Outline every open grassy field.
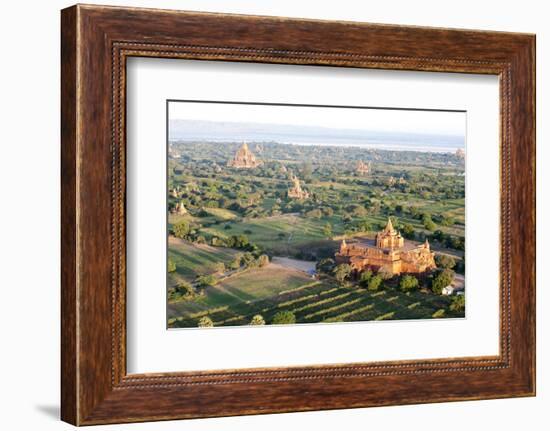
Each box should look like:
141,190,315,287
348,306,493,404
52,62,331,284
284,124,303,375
199,213,344,256
168,237,238,283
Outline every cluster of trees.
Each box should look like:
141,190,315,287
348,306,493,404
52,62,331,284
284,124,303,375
228,252,270,271
172,218,265,255
168,280,199,302
359,270,384,291
324,260,457,297
430,230,465,251
304,206,334,219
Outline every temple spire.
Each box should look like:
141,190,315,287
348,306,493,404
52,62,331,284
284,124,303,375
385,217,394,233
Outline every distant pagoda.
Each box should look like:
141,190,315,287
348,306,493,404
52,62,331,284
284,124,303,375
455,148,465,159
287,174,310,200
355,160,370,175
227,142,262,168
171,201,187,215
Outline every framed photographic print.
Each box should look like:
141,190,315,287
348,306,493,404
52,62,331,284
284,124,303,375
61,4,535,425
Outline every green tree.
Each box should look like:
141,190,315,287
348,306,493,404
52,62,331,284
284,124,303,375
349,204,367,217
240,252,257,268
196,274,218,288
441,214,455,227
167,258,177,273
359,269,373,287
214,262,226,274
399,275,419,291
305,208,323,219
431,269,455,294
323,222,333,239
197,316,214,327
316,258,335,274
322,207,334,217
229,253,243,270
435,254,456,269
402,224,415,239
272,311,296,325
333,264,352,284
167,280,195,301
249,314,266,325
367,275,383,291
172,220,190,238
424,219,436,231
357,221,372,232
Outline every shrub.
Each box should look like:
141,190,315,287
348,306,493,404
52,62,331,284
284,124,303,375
432,309,446,318
240,252,256,268
368,275,383,291
359,270,373,287
323,222,333,238
305,208,323,219
167,281,195,301
196,274,218,288
450,295,465,312
249,314,266,325
402,224,415,239
431,269,455,294
214,262,226,273
172,220,190,238
197,316,214,327
167,258,177,273
424,219,436,231
322,207,334,217
333,264,352,284
272,311,296,325
229,253,243,270
400,275,419,292
316,258,335,274
436,254,456,269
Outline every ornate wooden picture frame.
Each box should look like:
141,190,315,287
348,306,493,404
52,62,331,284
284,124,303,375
61,4,535,425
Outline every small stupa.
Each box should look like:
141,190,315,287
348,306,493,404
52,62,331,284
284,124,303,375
172,201,187,215
355,160,370,175
287,174,310,199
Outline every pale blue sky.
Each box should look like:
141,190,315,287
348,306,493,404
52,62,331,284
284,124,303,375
169,101,465,137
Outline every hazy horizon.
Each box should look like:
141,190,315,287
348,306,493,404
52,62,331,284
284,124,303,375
169,118,465,153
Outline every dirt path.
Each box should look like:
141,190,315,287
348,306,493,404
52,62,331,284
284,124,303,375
271,256,316,273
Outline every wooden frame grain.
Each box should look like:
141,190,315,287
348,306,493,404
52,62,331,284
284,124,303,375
61,4,535,426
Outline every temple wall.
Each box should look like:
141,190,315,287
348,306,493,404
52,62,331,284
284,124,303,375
336,243,435,275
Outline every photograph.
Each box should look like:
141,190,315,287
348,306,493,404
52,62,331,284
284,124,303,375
166,101,467,328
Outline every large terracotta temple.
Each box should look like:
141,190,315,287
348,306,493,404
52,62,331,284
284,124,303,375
335,218,437,275
227,142,263,168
